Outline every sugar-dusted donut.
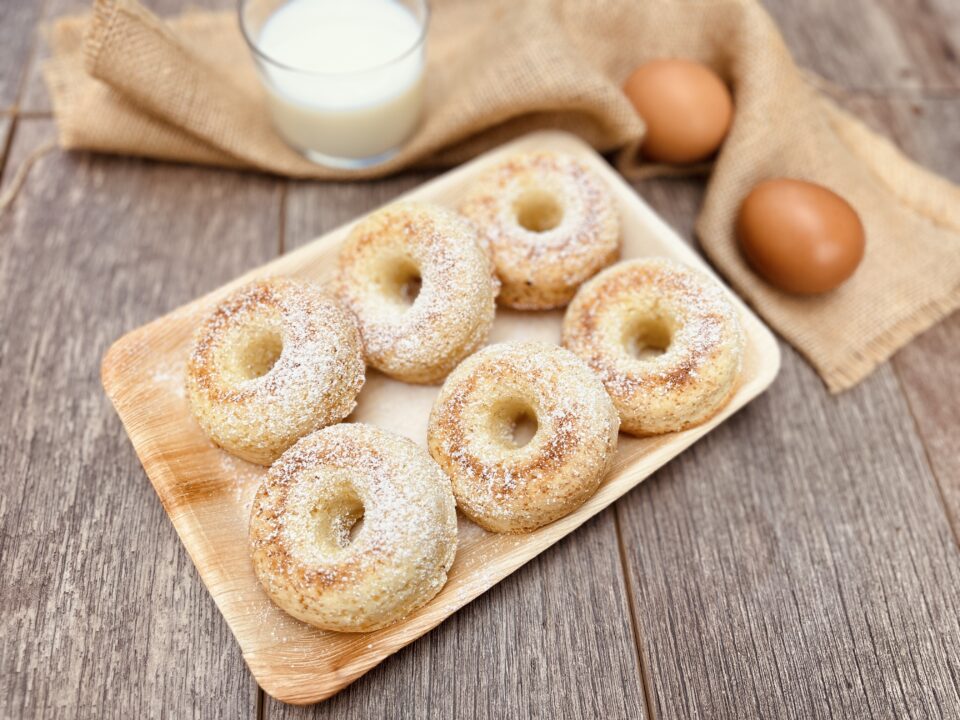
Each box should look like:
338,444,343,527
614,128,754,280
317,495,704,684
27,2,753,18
459,151,621,310
427,341,619,533
186,278,364,465
335,202,497,384
249,423,458,632
562,258,744,436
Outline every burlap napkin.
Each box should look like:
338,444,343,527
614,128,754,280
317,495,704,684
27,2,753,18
44,0,960,392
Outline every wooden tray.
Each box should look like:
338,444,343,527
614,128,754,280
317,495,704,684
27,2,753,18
102,130,781,705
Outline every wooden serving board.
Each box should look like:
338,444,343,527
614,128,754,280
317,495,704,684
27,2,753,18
102,131,781,705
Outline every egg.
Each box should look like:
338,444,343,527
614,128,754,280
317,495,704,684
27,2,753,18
623,59,733,164
737,179,866,295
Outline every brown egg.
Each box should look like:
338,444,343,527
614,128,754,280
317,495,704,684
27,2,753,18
623,59,733,164
737,179,866,295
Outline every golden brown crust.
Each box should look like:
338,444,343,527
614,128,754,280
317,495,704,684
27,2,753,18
427,342,620,533
335,202,497,384
249,424,458,632
562,258,744,436
459,151,621,310
185,278,365,465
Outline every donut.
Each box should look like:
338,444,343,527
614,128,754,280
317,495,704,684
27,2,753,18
335,202,497,384
186,278,364,465
459,151,621,310
427,342,619,533
562,258,744,436
249,423,458,632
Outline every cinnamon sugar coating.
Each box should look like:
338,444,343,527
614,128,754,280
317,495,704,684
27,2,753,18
562,258,744,436
459,151,620,310
249,424,457,632
186,278,365,465
335,202,497,384
427,342,619,533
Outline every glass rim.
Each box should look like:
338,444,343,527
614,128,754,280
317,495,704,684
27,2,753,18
238,0,430,76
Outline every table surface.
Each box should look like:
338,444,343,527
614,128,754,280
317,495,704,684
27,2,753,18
2,1,959,718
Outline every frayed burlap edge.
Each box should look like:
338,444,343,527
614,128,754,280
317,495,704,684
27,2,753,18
821,285,960,393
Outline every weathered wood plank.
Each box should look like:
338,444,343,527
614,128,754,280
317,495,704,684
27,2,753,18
764,0,917,91
793,89,960,547
926,0,960,66
266,509,647,719
624,138,960,716
895,311,960,541
616,171,960,716
4,0,959,718
264,177,648,717
0,119,279,719
875,0,960,91
877,95,960,544
0,1,42,112
20,0,87,115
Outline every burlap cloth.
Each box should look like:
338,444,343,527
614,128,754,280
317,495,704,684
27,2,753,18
44,0,960,392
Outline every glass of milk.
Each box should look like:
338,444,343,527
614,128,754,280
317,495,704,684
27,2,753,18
240,0,429,168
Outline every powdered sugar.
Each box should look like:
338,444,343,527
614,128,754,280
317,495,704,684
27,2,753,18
460,151,620,308
185,279,365,464
562,257,744,434
334,203,496,383
427,341,619,532
151,359,186,399
249,423,457,631
219,452,264,511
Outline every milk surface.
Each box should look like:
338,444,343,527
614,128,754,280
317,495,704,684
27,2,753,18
256,0,425,162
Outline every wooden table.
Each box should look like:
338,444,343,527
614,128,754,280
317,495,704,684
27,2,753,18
2,1,959,718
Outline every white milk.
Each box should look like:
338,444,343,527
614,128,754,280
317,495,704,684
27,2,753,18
256,0,425,164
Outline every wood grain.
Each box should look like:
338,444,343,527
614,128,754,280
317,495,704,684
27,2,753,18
763,0,934,91
895,311,960,542
267,175,648,719
925,0,960,65
0,0,42,112
627,356,960,718
0,119,279,719
617,178,960,719
20,0,89,115
98,131,779,706
1,0,958,716
267,509,647,720
796,90,960,549
629,177,706,248
875,0,960,91
881,96,960,543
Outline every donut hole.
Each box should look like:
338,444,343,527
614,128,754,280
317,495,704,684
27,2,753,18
376,256,422,307
220,319,284,383
624,316,672,360
514,189,564,233
400,276,422,304
488,399,540,449
310,484,366,552
346,513,366,544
